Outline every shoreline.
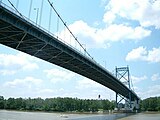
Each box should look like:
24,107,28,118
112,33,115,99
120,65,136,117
0,109,127,115
1,109,160,115
142,111,160,114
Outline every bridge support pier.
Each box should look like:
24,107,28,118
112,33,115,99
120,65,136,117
115,93,118,109
115,66,133,111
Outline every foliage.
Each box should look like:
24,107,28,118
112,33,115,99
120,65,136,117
0,96,115,112
0,96,5,109
140,96,160,111
2,96,160,112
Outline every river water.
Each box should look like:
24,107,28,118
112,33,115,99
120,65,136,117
0,110,160,120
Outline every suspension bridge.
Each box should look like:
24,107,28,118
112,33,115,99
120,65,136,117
0,0,140,110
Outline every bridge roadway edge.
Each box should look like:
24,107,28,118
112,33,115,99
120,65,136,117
0,4,140,101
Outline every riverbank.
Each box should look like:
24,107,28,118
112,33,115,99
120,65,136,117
142,111,160,114
2,108,160,115
0,109,117,115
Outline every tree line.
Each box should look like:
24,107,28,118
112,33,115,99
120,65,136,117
140,96,160,111
1,96,160,112
0,96,115,112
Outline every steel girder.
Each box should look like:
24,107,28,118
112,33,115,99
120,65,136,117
0,5,140,101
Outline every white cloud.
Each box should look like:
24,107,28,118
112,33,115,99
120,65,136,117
0,70,16,76
66,21,150,44
147,85,160,96
36,89,56,98
100,0,108,7
76,78,105,89
147,47,160,63
104,0,160,29
151,73,160,81
75,78,115,99
132,86,139,92
130,86,142,97
44,68,75,83
4,77,42,89
36,88,80,99
2,78,68,98
38,89,54,94
0,52,39,75
56,0,155,50
140,85,160,99
103,11,116,24
126,46,147,61
131,75,147,84
126,46,160,63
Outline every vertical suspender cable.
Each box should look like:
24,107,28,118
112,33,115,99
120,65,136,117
64,22,66,41
16,0,19,9
39,0,44,25
47,0,94,60
70,34,71,45
130,72,135,92
28,0,33,19
57,17,59,39
48,6,52,32
7,0,23,17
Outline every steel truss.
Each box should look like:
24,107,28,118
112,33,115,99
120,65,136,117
0,3,140,103
115,66,132,109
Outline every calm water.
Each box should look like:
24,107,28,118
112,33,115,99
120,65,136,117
0,110,160,120
118,113,160,120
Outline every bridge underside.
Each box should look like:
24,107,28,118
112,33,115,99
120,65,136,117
0,5,139,101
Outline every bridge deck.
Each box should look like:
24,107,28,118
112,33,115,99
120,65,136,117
0,4,139,101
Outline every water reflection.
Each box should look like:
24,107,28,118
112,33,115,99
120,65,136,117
70,113,129,120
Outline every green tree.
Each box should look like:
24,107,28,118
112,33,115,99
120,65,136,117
141,97,160,111
109,100,115,110
102,99,110,110
5,98,16,109
0,96,5,109
15,98,26,110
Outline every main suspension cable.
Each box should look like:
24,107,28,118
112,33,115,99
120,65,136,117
7,0,23,18
47,0,94,60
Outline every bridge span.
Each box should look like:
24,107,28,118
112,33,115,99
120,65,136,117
0,3,140,103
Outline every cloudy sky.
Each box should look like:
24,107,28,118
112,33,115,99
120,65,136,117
0,0,160,100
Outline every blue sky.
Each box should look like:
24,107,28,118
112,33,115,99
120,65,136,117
0,0,160,100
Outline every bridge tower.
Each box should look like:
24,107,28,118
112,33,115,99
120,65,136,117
115,66,132,111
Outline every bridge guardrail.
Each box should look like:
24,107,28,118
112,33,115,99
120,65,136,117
0,1,98,64
0,1,127,85
0,1,140,100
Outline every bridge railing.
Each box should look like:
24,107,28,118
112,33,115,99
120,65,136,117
0,1,139,100
0,1,118,82
0,1,120,80
0,1,98,62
